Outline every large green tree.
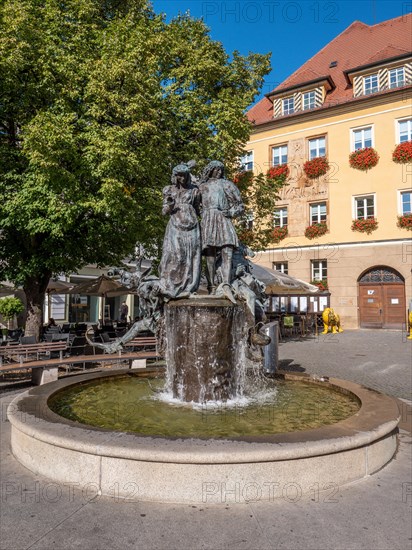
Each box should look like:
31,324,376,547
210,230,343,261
0,0,271,338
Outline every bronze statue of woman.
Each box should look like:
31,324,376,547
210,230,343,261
158,163,202,300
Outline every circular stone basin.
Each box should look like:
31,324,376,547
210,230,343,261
8,369,400,504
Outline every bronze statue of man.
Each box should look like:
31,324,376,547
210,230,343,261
199,161,244,297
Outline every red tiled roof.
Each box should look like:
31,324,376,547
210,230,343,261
248,14,412,126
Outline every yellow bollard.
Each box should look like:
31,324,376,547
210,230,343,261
408,311,412,340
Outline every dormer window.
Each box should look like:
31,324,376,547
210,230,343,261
282,96,294,115
389,67,405,89
363,73,379,95
303,91,316,110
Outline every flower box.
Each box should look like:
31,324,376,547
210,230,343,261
349,147,379,171
397,213,412,230
310,279,328,292
351,217,378,234
272,226,288,243
303,157,329,179
392,141,412,164
304,222,328,239
267,164,289,184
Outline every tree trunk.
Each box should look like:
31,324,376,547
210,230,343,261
23,273,51,341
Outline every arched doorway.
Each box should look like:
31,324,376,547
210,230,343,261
358,266,406,329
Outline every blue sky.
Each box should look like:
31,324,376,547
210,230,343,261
152,0,411,104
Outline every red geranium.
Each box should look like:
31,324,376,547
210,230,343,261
303,157,330,179
272,226,288,243
305,222,328,239
397,214,412,230
349,147,379,171
351,217,378,234
311,279,328,291
267,164,289,184
393,141,412,164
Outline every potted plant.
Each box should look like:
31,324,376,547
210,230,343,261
303,157,329,179
0,297,24,335
392,141,412,164
349,147,379,171
305,222,328,239
272,226,288,243
267,164,289,184
397,213,412,230
351,217,378,234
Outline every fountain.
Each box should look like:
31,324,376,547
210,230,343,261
7,161,400,503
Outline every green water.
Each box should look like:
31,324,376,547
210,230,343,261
48,376,360,438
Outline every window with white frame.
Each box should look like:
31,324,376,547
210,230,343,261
363,73,379,95
308,136,326,159
272,144,288,166
400,190,412,215
274,207,288,227
397,119,412,143
282,96,294,115
389,67,405,89
303,90,316,110
311,260,327,281
242,210,254,230
352,126,373,150
354,195,375,219
240,150,254,171
273,262,288,274
310,202,327,224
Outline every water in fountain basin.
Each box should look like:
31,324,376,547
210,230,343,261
48,375,360,438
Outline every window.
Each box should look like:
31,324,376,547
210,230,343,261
310,202,327,224
352,126,373,150
363,73,379,95
272,145,288,166
389,67,405,89
397,119,412,143
303,91,316,110
243,210,254,230
308,136,326,160
273,262,288,274
311,260,327,281
354,195,375,219
240,151,254,171
274,207,288,228
282,96,294,115
400,191,412,215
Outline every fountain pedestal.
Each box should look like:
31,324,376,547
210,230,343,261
164,297,249,402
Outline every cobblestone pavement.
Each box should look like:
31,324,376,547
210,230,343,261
278,329,412,401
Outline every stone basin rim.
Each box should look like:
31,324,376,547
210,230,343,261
7,369,400,464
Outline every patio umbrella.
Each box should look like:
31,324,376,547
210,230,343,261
46,279,74,294
0,283,18,297
46,279,74,321
68,275,131,321
250,264,319,295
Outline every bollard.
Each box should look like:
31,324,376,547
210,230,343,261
262,321,279,375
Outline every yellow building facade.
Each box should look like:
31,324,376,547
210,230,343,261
246,16,412,329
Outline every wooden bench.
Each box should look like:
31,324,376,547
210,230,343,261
0,341,69,366
123,336,157,351
0,350,160,385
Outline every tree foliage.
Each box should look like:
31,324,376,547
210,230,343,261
0,0,270,335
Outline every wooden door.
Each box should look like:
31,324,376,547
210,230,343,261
359,283,406,329
359,284,383,328
382,284,406,329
